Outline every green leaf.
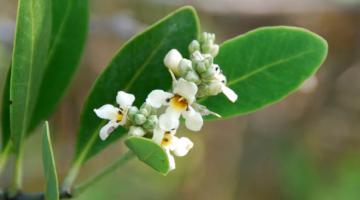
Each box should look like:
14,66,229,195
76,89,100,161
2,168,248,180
125,136,169,175
1,69,10,149
74,6,199,164
10,0,51,151
201,26,328,119
29,0,89,131
42,121,59,200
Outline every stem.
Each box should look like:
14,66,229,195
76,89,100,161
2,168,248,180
8,147,24,197
0,143,12,175
72,151,135,196
61,162,82,194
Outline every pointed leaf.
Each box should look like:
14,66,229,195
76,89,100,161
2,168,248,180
42,121,59,200
125,136,169,175
74,6,199,164
10,0,51,151
201,26,328,119
30,0,89,131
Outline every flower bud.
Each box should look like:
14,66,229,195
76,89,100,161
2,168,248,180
164,49,182,75
188,40,200,53
178,58,192,76
194,61,206,73
134,113,146,125
127,106,139,121
140,103,153,116
185,70,201,84
209,44,219,57
191,50,204,61
143,115,158,131
201,42,211,54
128,126,146,137
201,65,216,80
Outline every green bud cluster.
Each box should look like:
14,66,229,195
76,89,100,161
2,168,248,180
177,32,226,97
127,102,159,135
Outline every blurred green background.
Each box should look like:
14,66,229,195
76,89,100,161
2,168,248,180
1,0,360,199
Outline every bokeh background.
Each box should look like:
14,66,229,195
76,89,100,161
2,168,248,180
1,0,360,199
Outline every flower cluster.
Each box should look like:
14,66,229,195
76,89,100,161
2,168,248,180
94,32,237,172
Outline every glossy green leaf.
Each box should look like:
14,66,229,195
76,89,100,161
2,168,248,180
10,0,51,151
201,26,328,119
30,0,89,131
125,136,169,175
42,121,59,200
1,69,10,149
74,6,199,164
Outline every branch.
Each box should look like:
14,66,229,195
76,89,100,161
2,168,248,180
0,151,136,200
0,191,71,200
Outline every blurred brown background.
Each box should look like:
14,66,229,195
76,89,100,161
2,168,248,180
1,0,360,199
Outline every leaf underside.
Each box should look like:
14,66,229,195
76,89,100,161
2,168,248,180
125,136,169,175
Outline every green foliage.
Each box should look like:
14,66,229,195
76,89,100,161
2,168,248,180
201,26,328,119
73,6,199,164
30,0,89,131
125,137,169,175
42,121,59,200
10,0,51,151
2,0,88,153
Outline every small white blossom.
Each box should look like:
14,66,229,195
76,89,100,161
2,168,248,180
94,91,135,140
146,78,203,131
164,49,183,76
152,126,193,171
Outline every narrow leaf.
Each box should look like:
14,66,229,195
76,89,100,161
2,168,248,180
42,122,59,200
29,0,89,131
74,6,199,164
10,0,51,150
125,136,169,175
201,26,328,119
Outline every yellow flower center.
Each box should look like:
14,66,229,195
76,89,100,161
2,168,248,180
161,131,172,147
170,94,188,111
116,110,123,123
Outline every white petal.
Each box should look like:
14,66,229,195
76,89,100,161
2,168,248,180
166,150,176,171
99,121,119,140
173,137,194,157
173,78,198,104
182,106,203,131
159,107,181,131
222,85,238,102
146,90,173,108
152,126,165,145
94,104,119,120
116,91,135,108
164,49,183,75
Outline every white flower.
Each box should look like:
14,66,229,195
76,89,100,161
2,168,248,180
164,49,183,76
146,78,203,131
152,126,193,171
213,66,238,103
94,91,135,140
